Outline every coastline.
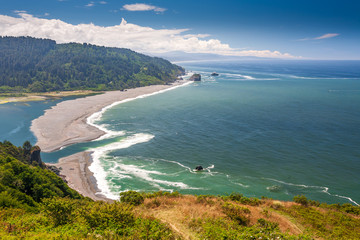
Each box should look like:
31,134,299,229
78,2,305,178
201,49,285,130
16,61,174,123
31,80,190,153
32,80,191,200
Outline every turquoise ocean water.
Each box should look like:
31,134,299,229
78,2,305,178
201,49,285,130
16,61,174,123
1,60,360,204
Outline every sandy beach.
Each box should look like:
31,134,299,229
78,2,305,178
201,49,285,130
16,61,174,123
31,81,189,200
49,151,111,201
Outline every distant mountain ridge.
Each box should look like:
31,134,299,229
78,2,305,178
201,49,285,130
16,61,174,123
0,36,184,92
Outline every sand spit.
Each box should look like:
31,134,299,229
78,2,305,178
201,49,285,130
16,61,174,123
31,82,187,153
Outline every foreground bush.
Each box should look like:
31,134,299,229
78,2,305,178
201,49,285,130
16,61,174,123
120,190,144,206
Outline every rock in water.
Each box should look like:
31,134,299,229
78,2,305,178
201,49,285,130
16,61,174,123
189,73,201,81
195,165,204,171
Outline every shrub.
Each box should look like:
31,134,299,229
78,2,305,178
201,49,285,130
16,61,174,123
81,201,135,232
257,218,279,231
222,192,261,206
340,203,360,215
131,217,177,239
120,191,144,206
42,197,77,226
143,190,181,199
0,191,23,209
293,195,309,206
222,202,250,226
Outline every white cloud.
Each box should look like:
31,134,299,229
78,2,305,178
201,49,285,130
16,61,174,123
0,13,297,59
183,34,210,39
122,3,166,13
298,33,339,41
314,33,339,40
99,1,107,4
86,2,95,7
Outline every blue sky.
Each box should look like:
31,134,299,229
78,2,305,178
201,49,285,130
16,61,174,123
0,0,359,59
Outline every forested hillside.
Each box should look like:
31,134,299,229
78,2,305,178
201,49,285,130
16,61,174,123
0,36,184,92
0,141,82,211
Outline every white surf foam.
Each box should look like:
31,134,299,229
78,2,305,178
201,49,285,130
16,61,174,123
322,188,359,206
87,79,192,141
157,159,194,173
223,73,255,80
204,165,217,175
265,178,359,206
86,78,194,199
89,133,155,200
113,162,196,190
226,175,250,188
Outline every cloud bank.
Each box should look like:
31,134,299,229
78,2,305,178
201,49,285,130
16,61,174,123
0,13,297,59
122,4,166,13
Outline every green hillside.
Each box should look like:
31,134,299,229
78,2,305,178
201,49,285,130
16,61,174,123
0,141,360,239
0,36,184,92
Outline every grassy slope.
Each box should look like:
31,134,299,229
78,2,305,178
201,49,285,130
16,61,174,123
137,195,360,239
1,193,360,239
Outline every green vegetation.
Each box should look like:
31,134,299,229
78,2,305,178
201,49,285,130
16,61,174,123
188,217,310,240
0,36,184,93
0,141,82,212
277,201,360,239
120,190,144,206
1,141,360,239
222,192,261,206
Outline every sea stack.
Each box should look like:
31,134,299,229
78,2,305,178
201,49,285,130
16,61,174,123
190,73,201,81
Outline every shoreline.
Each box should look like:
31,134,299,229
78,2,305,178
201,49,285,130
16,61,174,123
33,80,191,200
49,151,112,201
31,80,190,153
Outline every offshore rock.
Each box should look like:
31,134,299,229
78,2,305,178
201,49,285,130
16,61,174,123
190,73,201,81
195,165,204,171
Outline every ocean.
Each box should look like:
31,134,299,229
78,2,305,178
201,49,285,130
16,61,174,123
1,60,360,205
